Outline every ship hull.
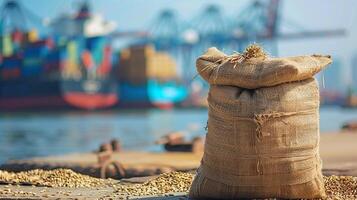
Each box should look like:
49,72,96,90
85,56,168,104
61,79,118,110
0,79,69,111
0,78,119,111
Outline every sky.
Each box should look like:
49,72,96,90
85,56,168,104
1,0,357,86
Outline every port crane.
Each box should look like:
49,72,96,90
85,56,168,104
146,0,346,101
2,0,346,54
148,0,345,53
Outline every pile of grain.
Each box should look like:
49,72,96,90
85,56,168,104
323,175,357,200
0,169,113,188
1,169,357,199
109,173,357,199
112,171,194,197
256,176,357,200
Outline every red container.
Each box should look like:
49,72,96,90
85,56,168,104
1,68,21,79
2,55,23,68
26,38,54,49
97,46,112,76
11,30,25,43
44,61,65,73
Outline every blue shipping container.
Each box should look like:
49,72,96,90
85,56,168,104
2,57,22,68
23,46,49,58
22,65,42,77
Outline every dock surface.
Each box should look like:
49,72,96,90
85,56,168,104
2,132,357,177
1,132,357,199
0,180,188,199
320,132,357,176
1,151,202,179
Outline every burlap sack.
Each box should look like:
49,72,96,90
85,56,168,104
189,46,332,199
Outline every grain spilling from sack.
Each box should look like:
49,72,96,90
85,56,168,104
189,45,332,199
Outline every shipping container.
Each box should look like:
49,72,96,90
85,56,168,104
23,45,50,58
0,1,120,111
1,55,23,69
11,30,25,43
117,45,188,109
0,68,21,80
1,34,14,56
21,65,42,77
44,48,67,74
23,57,43,67
26,29,39,42
96,45,112,76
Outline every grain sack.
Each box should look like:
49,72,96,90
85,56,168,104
189,45,332,199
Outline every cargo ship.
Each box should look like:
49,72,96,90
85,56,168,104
1,0,188,110
50,2,118,110
0,28,69,111
0,1,117,110
116,45,187,109
58,36,117,110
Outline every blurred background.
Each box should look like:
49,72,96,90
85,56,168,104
0,0,356,164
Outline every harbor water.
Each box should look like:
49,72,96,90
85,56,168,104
0,106,356,164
